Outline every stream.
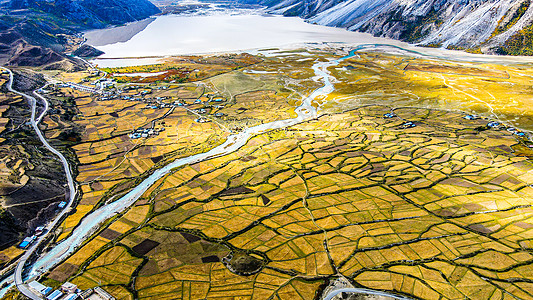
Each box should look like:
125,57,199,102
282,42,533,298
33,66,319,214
0,48,361,298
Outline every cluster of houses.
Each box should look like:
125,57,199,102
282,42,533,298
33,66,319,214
120,91,149,101
28,281,115,300
18,226,46,249
382,112,528,136
101,88,153,102
19,201,67,249
122,85,143,91
121,91,176,110
382,113,417,128
144,102,173,110
508,127,527,137
465,115,527,137
128,127,164,139
194,97,225,105
55,80,232,136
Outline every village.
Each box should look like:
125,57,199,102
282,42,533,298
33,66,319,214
26,280,114,300
38,75,232,141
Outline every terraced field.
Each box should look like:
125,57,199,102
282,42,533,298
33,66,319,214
33,48,533,299
0,71,69,269
38,52,304,268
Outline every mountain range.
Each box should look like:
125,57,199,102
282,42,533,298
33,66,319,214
0,0,160,67
7,0,161,29
2,0,533,67
245,0,533,55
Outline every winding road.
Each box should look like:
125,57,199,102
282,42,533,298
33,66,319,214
1,67,77,300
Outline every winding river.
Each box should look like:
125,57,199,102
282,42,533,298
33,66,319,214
27,49,356,278
0,47,372,299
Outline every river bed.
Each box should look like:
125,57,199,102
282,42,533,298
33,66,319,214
85,10,533,68
86,14,383,58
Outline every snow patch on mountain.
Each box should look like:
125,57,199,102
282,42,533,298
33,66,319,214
309,0,390,29
250,0,533,54
420,0,515,47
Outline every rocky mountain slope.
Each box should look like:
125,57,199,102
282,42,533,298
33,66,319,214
0,0,160,67
8,0,161,29
246,0,533,55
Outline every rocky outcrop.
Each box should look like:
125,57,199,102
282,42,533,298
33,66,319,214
72,44,104,58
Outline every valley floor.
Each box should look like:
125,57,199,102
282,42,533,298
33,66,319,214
1,45,533,300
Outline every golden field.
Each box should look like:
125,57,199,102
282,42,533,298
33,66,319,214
30,49,533,299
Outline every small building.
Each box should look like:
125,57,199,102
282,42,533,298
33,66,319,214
35,226,45,236
61,282,78,294
43,287,53,295
64,293,80,300
58,201,67,209
28,281,50,295
94,287,115,300
18,240,30,249
79,289,93,300
46,290,63,300
401,121,416,128
487,121,500,128
18,236,35,249
463,114,479,120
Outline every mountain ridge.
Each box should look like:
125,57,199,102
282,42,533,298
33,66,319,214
7,0,161,29
244,0,533,55
0,0,161,67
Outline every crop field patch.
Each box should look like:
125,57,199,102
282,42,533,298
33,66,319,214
99,228,121,240
132,239,160,256
48,262,79,282
201,255,220,263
